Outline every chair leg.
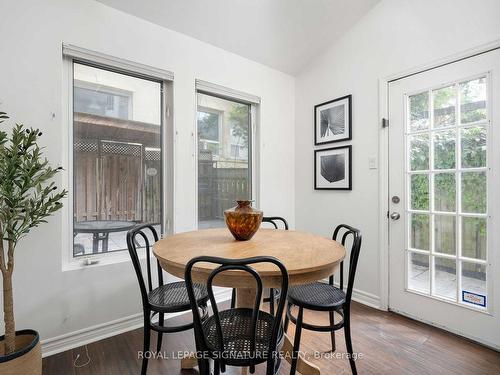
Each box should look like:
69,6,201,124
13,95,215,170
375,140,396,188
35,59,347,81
194,332,210,375
344,309,357,375
269,288,275,316
284,303,291,333
197,359,210,375
267,351,282,375
231,288,236,309
156,312,164,352
141,314,151,375
289,307,303,375
329,310,336,352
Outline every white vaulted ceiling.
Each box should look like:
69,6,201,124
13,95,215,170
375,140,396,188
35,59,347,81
95,0,380,75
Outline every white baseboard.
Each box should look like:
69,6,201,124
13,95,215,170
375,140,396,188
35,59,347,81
324,280,382,310
42,288,232,358
348,286,382,310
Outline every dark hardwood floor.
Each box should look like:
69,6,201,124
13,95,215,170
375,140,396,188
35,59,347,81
42,301,500,374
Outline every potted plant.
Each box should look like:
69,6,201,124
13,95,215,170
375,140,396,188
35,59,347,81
0,111,67,374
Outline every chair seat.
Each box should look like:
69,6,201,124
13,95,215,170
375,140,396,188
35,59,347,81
148,281,208,313
287,282,346,311
202,308,283,366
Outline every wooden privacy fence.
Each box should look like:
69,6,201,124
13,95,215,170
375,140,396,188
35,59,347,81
198,150,250,220
74,139,161,224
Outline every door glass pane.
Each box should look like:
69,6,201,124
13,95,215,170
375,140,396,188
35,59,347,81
404,76,488,310
434,215,456,255
460,77,487,124
197,92,251,229
433,85,456,128
461,126,486,168
409,91,429,131
434,130,456,169
409,134,429,171
410,213,430,250
72,63,162,257
461,262,486,307
462,217,486,260
410,174,429,210
408,252,430,293
461,172,486,213
433,257,456,300
434,173,456,212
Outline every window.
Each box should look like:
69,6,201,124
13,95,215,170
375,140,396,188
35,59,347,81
72,62,163,258
197,92,253,228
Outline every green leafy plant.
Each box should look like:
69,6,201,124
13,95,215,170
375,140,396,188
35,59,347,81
228,104,250,147
0,111,67,355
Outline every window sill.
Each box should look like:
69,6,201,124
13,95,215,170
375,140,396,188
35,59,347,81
62,250,142,272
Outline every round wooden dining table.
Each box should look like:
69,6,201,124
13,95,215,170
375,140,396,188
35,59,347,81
153,227,345,375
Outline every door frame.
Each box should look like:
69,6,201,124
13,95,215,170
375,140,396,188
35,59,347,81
378,38,500,312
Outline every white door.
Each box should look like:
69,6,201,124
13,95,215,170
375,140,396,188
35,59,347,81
388,48,500,349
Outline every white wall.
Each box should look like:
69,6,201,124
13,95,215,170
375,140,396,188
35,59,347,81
0,0,295,348
295,0,500,307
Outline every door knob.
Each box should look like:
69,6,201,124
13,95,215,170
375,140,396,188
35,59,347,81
390,212,400,220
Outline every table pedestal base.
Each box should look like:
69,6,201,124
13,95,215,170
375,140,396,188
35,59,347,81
180,355,198,369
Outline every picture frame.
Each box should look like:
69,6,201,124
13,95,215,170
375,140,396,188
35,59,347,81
314,145,352,190
314,95,352,145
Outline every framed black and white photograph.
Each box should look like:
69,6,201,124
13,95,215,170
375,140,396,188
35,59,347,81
314,145,352,190
314,95,352,145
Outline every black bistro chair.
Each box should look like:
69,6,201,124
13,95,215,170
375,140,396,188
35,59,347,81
185,256,289,375
126,224,209,374
262,216,289,230
230,216,289,315
285,224,362,375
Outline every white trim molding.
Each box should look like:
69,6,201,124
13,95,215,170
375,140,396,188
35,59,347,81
42,289,232,358
320,279,382,310
62,44,174,81
350,288,381,310
330,282,382,310
42,312,155,358
195,79,261,104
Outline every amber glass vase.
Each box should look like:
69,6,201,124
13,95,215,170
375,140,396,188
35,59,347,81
224,200,263,241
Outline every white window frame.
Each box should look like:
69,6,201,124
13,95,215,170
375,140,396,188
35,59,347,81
194,81,260,229
62,45,174,270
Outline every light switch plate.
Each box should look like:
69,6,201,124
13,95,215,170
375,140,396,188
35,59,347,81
369,156,378,169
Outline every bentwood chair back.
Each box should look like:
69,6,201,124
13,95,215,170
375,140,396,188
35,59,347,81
332,224,363,305
261,216,289,230
127,224,208,374
185,255,289,375
285,224,362,375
